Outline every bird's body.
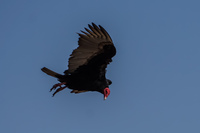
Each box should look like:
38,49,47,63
41,23,116,100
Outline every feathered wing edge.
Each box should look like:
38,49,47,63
68,23,114,73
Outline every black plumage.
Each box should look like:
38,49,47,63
41,23,116,100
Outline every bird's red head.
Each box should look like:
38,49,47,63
104,87,110,100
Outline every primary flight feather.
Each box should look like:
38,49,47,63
41,23,116,100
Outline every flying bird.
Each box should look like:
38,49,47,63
41,23,116,100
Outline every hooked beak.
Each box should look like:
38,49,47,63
104,97,107,100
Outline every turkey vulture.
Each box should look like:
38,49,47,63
41,23,116,100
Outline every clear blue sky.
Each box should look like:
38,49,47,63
1,0,200,133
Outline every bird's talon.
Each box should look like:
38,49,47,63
50,82,66,92
52,86,67,96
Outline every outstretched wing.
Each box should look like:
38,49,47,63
68,23,116,74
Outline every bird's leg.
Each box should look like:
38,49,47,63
52,86,67,97
50,82,66,92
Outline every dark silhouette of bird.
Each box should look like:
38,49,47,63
41,23,116,100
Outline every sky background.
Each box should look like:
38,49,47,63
1,0,200,133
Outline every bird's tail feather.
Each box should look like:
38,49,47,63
41,67,62,78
